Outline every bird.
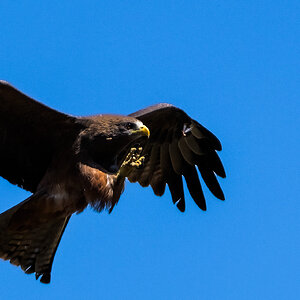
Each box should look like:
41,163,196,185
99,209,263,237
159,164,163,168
0,80,226,283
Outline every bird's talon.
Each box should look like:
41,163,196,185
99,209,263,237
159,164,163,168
118,146,145,177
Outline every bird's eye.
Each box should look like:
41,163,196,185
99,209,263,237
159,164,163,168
125,123,135,130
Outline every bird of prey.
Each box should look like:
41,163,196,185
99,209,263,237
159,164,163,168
0,80,225,283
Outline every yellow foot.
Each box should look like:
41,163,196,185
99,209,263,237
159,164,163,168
118,147,145,177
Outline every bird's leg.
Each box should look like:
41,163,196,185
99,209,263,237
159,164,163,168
118,147,145,178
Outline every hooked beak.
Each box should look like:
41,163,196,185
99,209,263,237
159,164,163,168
133,125,150,138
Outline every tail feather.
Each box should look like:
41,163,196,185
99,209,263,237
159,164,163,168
0,199,70,283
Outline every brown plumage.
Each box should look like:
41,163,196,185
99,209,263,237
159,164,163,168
0,81,226,283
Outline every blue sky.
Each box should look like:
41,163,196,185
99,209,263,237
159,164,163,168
0,1,299,299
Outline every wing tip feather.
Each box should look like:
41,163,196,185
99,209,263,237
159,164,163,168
175,199,185,212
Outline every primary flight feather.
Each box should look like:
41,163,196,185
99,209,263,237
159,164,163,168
0,81,225,283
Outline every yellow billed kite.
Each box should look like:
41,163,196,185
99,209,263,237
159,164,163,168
0,81,225,283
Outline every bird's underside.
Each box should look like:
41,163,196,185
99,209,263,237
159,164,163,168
0,81,226,283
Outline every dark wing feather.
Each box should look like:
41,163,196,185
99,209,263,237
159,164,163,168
129,103,225,211
0,81,81,192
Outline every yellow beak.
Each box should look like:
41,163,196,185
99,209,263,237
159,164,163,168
134,125,150,138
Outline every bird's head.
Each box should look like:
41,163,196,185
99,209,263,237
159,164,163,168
77,115,150,174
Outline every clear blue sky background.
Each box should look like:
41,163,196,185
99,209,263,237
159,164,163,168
0,1,299,299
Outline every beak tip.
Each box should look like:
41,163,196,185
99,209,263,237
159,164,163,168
141,125,150,138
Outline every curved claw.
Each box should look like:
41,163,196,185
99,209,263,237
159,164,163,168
118,147,145,178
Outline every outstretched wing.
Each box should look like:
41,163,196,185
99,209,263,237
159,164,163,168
128,103,226,212
0,81,81,192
